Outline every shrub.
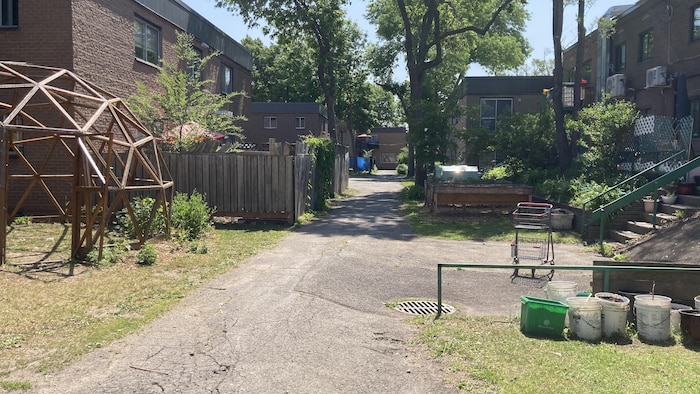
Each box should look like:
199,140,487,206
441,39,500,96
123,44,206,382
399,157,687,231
401,184,425,201
137,243,157,265
171,191,214,241
396,163,408,175
116,196,166,239
86,240,131,268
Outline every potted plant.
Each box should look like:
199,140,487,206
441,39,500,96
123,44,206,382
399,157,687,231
661,191,677,204
642,196,656,212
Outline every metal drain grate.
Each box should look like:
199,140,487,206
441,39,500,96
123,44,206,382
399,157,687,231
394,300,455,315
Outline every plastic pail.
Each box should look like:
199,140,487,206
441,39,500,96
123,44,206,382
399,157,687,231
545,281,578,303
595,292,630,337
695,295,700,310
671,303,693,332
634,295,672,341
618,290,646,325
566,296,602,341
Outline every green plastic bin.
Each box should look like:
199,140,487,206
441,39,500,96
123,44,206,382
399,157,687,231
520,295,569,338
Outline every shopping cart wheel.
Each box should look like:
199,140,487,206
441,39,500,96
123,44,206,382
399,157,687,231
511,258,519,280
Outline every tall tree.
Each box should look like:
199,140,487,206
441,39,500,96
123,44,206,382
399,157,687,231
241,37,322,103
368,0,529,184
552,0,569,171
216,0,351,143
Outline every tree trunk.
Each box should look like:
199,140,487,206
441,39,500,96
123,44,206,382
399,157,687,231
552,0,570,172
569,0,585,160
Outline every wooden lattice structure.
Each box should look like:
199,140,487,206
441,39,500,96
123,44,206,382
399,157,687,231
0,61,173,265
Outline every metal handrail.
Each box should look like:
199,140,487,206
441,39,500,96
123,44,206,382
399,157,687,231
435,263,700,319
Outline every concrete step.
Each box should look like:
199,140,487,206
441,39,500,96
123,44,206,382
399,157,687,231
608,229,642,244
676,194,700,207
659,202,700,215
642,211,677,223
626,220,654,234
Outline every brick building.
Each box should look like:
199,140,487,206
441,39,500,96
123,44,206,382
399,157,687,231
368,127,407,170
563,0,700,138
245,102,328,150
0,0,252,214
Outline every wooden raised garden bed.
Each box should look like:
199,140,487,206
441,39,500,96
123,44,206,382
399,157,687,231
425,181,533,213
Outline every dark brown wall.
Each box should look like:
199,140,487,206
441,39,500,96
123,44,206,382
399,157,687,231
246,112,326,147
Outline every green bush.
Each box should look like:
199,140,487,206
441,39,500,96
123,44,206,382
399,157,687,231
396,163,408,175
401,184,425,201
137,243,157,265
86,240,131,268
116,196,166,239
171,191,214,241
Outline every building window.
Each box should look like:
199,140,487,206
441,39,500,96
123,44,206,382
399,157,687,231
615,43,626,71
692,99,700,138
295,117,305,129
220,65,233,94
639,30,653,62
693,7,700,41
0,0,17,27
480,98,512,131
264,116,277,129
134,18,160,65
380,152,397,164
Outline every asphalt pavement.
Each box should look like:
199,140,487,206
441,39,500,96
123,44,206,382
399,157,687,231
28,171,602,393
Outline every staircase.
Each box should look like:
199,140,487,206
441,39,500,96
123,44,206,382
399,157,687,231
606,195,700,245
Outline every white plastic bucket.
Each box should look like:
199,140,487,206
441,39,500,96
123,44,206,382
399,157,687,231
566,296,602,341
695,295,700,310
595,292,630,337
634,295,672,341
671,303,692,332
545,281,578,303
546,281,578,327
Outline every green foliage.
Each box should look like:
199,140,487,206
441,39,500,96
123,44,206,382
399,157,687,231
304,136,335,211
171,191,215,241
569,99,639,184
0,380,31,390
137,243,157,266
400,184,425,201
12,216,31,225
127,32,245,150
396,146,408,165
86,240,131,268
116,196,166,239
396,163,408,176
568,177,621,208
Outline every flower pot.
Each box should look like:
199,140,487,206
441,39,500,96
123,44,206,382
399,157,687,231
677,183,695,195
660,195,677,204
643,199,655,213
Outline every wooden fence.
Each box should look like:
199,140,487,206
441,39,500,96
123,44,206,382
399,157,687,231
157,142,348,224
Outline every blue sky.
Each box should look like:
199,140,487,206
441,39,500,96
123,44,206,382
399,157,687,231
180,0,635,79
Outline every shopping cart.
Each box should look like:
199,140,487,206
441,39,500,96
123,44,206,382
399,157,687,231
510,202,554,280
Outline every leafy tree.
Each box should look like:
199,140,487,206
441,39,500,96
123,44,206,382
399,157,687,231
241,36,322,102
216,0,354,143
367,0,529,184
569,98,639,184
128,32,245,151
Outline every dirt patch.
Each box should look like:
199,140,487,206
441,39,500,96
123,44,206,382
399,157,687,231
622,211,700,264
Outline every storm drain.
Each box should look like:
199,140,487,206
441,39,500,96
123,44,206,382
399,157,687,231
394,300,455,315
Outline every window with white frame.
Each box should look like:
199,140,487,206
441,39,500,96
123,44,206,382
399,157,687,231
0,0,18,27
221,65,233,94
264,116,277,129
479,98,512,131
295,117,305,129
134,17,160,65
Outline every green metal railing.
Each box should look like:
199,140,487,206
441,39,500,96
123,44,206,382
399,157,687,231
435,263,700,319
580,153,700,246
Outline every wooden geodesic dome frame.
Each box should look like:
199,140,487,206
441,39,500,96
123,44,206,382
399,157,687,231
0,61,173,265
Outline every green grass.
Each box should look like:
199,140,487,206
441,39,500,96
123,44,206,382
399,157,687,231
400,182,582,244
0,223,287,378
413,314,700,393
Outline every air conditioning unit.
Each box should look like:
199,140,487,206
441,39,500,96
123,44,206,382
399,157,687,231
606,74,625,97
646,66,667,88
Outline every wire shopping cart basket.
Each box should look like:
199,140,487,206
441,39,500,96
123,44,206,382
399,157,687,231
511,202,554,280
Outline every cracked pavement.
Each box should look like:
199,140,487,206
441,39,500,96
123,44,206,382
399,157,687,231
28,171,602,393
